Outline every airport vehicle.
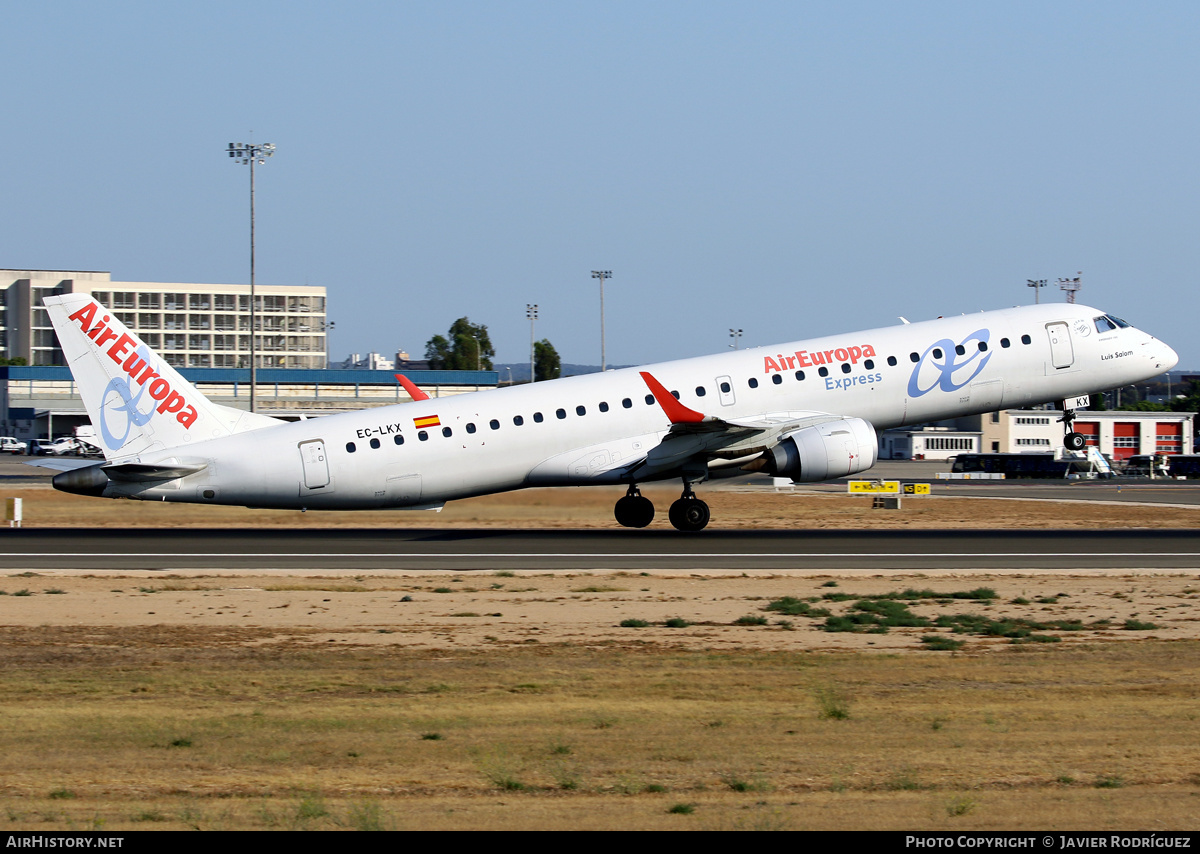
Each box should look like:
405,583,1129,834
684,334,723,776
951,453,1098,479
40,294,1177,530
38,437,84,456
0,437,28,455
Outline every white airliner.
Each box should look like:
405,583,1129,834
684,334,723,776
41,293,1177,531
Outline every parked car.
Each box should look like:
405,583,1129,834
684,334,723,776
37,437,81,456
0,437,28,455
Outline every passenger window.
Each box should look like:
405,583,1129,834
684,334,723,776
748,377,759,388
556,408,567,419
489,419,499,430
794,371,804,382
370,438,380,449
955,345,965,356
671,390,680,399
534,412,544,423
513,415,524,426
645,394,654,405
841,363,851,374
418,431,429,441
442,427,453,437
466,423,476,434
1021,334,1032,345
818,366,829,378
887,356,897,366
933,348,944,359
576,405,586,416
622,398,632,409
909,352,919,363
864,359,874,370
720,381,731,393
1001,338,1011,348
599,401,609,412
394,435,404,445
771,374,782,385
978,342,987,351
346,442,356,453
695,386,706,396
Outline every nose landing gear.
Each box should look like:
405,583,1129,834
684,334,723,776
1059,399,1086,451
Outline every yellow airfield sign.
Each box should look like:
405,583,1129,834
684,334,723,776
847,481,900,494
847,481,931,495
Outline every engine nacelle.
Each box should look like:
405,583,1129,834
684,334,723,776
757,417,878,483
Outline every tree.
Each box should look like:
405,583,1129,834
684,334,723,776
533,338,561,382
1171,380,1200,415
425,318,494,370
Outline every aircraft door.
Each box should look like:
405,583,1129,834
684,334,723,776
716,375,736,407
299,440,330,489
1046,322,1074,369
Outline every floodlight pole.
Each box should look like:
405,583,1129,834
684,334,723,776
591,270,611,372
1026,278,1047,305
527,304,538,382
228,140,275,412
1058,272,1083,304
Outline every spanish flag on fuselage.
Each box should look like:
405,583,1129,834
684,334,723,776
413,414,441,429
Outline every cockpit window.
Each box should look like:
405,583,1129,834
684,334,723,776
1094,316,1117,333
1106,314,1131,329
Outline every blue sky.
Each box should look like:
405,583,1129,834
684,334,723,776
3,2,1197,368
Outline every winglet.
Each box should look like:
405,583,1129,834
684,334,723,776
639,371,706,424
395,373,431,402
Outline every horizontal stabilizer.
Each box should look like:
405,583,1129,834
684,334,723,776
51,460,208,496
25,458,97,473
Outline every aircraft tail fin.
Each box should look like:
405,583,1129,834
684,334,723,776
43,293,283,461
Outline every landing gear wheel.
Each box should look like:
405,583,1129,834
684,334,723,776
668,497,710,532
614,488,655,528
1065,432,1086,451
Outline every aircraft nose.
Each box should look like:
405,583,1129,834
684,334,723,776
1152,339,1179,372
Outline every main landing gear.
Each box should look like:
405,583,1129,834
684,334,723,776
614,485,655,528
613,484,711,532
1059,401,1086,451
668,486,710,532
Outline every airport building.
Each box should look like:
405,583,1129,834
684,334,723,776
2,269,328,369
881,409,1195,461
879,427,982,461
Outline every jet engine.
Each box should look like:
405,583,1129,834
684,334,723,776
752,417,878,482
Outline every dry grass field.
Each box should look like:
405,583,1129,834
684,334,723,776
0,484,1197,830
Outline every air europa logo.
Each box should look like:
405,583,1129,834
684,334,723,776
764,343,876,373
67,302,199,444
906,328,992,398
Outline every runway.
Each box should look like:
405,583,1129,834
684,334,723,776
3,528,1200,571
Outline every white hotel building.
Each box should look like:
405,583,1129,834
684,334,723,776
2,269,327,369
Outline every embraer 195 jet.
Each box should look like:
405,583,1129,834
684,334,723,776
42,294,1177,531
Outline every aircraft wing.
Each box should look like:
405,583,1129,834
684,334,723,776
629,371,850,479
395,373,431,402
